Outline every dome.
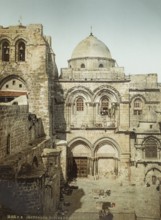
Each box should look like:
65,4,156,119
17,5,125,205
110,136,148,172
71,34,112,59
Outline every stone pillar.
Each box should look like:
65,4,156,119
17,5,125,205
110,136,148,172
120,153,131,182
10,45,15,62
91,158,94,176
119,103,129,130
94,158,98,177
93,103,96,126
41,148,61,215
159,186,161,219
114,158,118,175
86,102,89,114
55,139,67,183
88,158,94,176
66,103,71,129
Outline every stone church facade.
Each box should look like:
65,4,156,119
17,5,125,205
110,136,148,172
0,23,161,216
55,32,161,186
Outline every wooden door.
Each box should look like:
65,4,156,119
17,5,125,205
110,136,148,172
74,157,88,177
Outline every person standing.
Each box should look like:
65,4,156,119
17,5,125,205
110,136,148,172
99,208,113,220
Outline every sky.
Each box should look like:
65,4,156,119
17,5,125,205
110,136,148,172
0,0,161,80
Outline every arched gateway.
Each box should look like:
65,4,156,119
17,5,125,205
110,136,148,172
68,138,92,178
68,138,120,179
94,138,120,178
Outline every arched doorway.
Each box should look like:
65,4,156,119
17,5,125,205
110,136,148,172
94,141,119,178
145,168,161,185
68,140,92,178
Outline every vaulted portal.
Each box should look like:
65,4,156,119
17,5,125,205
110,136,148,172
94,141,119,178
68,139,92,179
145,168,161,185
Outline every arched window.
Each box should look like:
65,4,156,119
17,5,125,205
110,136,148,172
6,134,11,155
76,97,84,111
81,63,85,68
133,98,143,115
144,138,158,159
100,97,109,115
99,63,104,68
32,156,39,168
17,41,25,61
2,41,10,61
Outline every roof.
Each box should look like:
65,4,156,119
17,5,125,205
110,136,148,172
71,34,112,59
0,91,27,97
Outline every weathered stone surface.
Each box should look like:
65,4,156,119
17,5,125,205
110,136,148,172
0,24,60,216
0,24,161,218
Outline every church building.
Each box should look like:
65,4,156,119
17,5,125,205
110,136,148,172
55,32,161,185
0,23,161,217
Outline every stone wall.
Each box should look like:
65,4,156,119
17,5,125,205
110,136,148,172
0,171,60,216
0,178,43,215
55,140,67,184
0,105,28,160
55,80,129,131
129,73,158,89
0,24,58,137
0,24,61,217
0,103,61,216
0,105,47,161
0,142,61,216
61,67,126,80
55,78,131,180
57,67,161,185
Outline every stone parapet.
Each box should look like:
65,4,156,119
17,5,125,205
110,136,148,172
60,67,127,81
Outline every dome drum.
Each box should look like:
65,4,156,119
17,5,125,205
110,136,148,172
68,57,115,70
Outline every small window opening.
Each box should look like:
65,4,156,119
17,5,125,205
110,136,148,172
152,175,157,185
134,110,142,115
19,84,22,88
145,138,157,158
12,102,18,105
150,125,153,129
2,41,10,62
12,80,15,85
99,64,104,68
100,97,109,115
81,63,85,68
18,42,25,61
6,134,11,155
32,156,38,168
133,98,143,115
6,84,9,88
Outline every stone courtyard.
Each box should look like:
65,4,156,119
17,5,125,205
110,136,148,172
58,178,160,220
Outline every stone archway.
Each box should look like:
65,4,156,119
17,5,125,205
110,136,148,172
145,168,161,185
94,141,119,179
68,139,92,179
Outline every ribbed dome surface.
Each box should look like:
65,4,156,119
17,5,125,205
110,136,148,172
71,34,112,59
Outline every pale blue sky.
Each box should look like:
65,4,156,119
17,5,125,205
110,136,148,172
0,0,161,80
